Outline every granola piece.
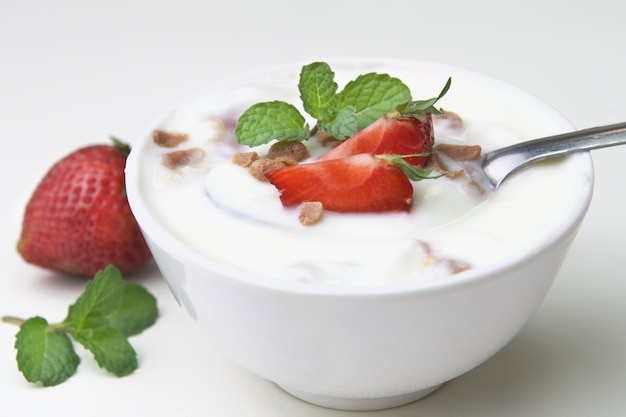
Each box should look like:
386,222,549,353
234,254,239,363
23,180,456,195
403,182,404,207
464,179,487,197
415,240,472,276
433,258,471,275
431,143,482,178
316,131,342,148
199,117,226,142
273,156,299,166
248,158,289,182
267,141,310,161
298,202,324,226
152,130,189,148
161,148,205,169
435,143,481,161
431,151,450,176
430,149,460,177
433,110,464,129
232,151,258,167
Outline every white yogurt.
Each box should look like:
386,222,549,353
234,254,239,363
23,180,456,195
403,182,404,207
135,60,592,286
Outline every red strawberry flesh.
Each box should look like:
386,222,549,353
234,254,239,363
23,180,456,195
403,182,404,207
318,113,434,167
265,153,413,213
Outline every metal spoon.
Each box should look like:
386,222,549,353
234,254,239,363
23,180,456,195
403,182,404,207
467,122,626,189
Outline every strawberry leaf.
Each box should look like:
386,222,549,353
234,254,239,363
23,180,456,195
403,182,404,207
235,101,311,146
378,154,443,181
398,77,452,119
338,72,411,131
299,62,339,121
110,136,131,158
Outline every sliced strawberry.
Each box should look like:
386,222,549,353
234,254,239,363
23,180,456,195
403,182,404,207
265,153,413,213
318,112,434,167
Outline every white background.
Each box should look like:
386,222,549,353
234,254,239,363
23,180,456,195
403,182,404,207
2,1,626,415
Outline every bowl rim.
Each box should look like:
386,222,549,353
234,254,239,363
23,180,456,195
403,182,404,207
125,57,595,297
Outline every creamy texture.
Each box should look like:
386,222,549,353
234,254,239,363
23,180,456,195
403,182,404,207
137,62,592,286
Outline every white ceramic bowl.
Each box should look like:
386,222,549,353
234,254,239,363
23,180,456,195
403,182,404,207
125,59,594,411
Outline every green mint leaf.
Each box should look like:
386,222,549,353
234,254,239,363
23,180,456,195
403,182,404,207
107,282,158,337
64,264,126,329
235,101,310,146
318,106,358,140
298,62,339,121
338,72,411,132
73,317,138,377
65,265,157,337
399,77,452,118
3,264,159,386
14,317,80,386
63,265,153,376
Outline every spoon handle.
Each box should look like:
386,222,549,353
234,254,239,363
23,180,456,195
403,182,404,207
482,122,626,187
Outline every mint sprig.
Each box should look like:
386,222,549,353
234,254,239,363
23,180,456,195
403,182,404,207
235,61,412,145
2,264,158,386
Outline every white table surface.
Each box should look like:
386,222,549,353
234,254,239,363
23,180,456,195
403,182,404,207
2,1,626,415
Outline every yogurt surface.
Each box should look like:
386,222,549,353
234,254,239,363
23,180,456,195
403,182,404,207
134,60,593,286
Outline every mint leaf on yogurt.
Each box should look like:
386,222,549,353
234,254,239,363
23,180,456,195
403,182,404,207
317,106,358,140
338,72,412,131
298,61,339,121
235,101,311,146
234,61,413,145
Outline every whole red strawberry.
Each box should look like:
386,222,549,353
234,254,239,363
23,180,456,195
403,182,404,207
17,139,151,277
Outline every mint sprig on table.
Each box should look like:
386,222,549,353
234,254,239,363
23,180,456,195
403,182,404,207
235,61,413,146
2,264,158,386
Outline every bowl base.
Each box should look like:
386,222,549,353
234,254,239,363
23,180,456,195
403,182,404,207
278,383,442,411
